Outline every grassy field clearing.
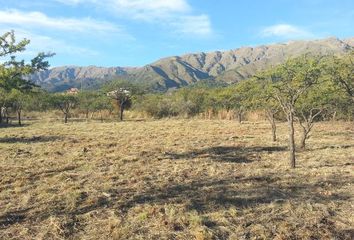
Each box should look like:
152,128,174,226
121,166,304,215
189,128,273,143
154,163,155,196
0,119,353,239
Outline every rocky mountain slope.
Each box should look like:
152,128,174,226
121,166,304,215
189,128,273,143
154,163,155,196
31,37,354,92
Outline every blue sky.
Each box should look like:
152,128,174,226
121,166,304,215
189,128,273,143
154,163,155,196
0,0,353,67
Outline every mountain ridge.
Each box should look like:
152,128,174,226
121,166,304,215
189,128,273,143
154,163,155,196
30,37,354,92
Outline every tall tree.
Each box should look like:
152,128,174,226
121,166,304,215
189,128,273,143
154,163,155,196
261,56,322,168
0,30,54,123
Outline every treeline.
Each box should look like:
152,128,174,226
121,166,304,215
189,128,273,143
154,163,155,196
1,30,353,168
1,53,353,127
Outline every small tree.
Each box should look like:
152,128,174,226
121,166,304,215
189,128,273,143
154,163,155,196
174,88,208,117
264,103,280,142
0,88,6,123
0,88,10,124
8,89,29,126
50,94,78,123
107,88,131,121
77,91,98,119
104,80,146,121
294,77,330,149
233,93,246,123
250,77,280,142
230,81,257,124
91,93,113,122
261,56,322,168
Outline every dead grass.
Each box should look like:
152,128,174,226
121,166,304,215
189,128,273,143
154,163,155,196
0,119,353,239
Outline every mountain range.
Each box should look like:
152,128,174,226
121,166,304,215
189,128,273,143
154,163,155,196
30,37,354,92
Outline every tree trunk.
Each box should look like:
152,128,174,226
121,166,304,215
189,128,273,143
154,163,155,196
332,111,337,121
100,111,103,123
237,112,242,124
2,107,9,124
64,113,68,123
120,106,124,121
288,112,296,168
266,110,277,142
119,102,125,121
17,110,21,126
300,126,307,150
297,108,322,150
271,120,277,142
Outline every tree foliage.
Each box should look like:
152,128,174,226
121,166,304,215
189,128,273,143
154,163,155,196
0,31,54,92
50,94,78,123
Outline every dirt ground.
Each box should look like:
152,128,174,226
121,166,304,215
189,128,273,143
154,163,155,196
0,119,353,239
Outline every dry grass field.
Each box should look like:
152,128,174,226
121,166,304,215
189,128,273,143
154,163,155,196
0,119,353,239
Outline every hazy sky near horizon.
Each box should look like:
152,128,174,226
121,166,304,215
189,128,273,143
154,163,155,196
0,0,353,67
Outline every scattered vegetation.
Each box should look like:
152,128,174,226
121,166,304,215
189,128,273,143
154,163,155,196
1,31,353,239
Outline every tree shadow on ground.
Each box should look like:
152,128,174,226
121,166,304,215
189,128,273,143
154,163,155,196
0,135,62,143
1,172,351,229
307,144,354,152
113,145,350,213
0,123,30,128
164,145,287,163
118,173,352,213
1,144,351,233
1,167,352,230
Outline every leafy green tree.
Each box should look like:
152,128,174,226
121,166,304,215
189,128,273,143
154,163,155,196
232,79,260,123
7,89,29,125
263,97,280,142
0,31,54,91
0,30,54,123
135,94,177,118
26,90,53,113
50,94,78,123
325,51,354,101
213,88,235,112
0,88,10,123
174,88,208,117
260,56,322,168
91,93,113,122
246,77,281,141
77,91,99,119
294,78,330,149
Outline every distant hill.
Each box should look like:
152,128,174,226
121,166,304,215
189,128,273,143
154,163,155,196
30,37,354,92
